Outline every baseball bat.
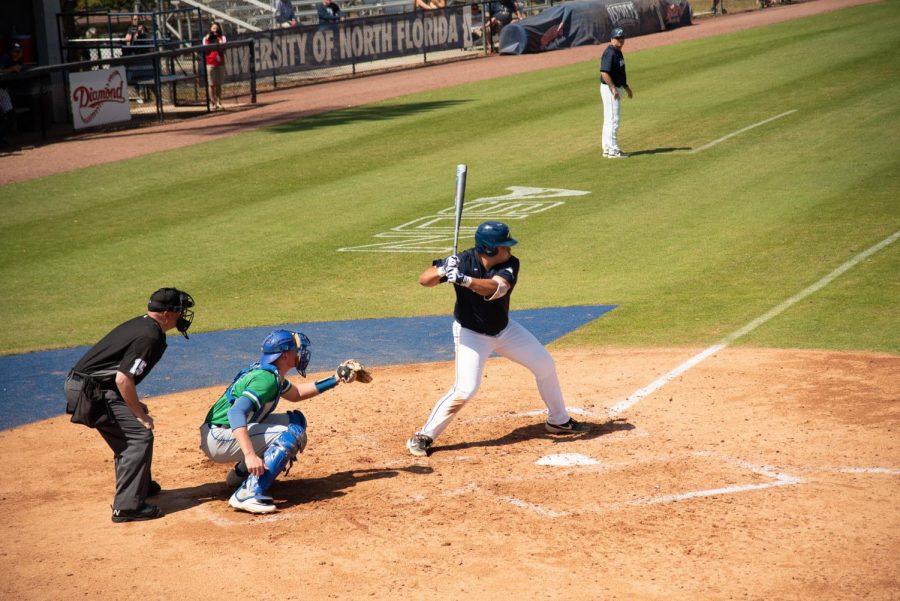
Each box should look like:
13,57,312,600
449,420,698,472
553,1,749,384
453,164,467,255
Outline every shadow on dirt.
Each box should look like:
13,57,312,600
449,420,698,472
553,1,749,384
157,465,433,514
432,418,635,455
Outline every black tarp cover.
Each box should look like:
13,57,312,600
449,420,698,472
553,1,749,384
498,0,691,55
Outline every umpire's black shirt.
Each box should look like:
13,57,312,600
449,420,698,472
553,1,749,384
451,248,519,336
600,44,627,87
73,315,168,386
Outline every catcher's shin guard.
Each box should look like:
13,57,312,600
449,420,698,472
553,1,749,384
234,414,307,500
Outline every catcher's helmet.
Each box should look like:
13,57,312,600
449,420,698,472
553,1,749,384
475,221,518,257
611,27,626,39
260,330,311,376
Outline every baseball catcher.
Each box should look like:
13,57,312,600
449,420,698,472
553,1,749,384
200,330,372,514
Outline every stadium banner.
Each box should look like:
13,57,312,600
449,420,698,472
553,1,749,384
68,66,131,130
498,0,691,55
225,5,475,79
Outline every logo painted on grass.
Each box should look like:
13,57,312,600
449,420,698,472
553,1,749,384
338,186,590,253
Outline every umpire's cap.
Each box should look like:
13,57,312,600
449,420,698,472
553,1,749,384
148,287,193,312
611,27,626,39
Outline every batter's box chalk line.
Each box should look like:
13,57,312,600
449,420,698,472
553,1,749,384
499,451,803,519
198,503,324,527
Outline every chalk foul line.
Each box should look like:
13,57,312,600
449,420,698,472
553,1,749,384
690,110,798,153
609,230,900,416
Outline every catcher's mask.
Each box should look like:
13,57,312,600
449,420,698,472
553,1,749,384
148,288,195,339
260,330,311,377
474,221,518,257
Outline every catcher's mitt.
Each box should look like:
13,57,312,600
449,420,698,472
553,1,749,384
336,359,373,384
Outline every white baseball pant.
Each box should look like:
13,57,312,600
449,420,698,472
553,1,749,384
199,413,295,463
419,319,571,440
600,84,622,153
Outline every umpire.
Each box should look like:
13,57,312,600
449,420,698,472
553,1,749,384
64,288,194,523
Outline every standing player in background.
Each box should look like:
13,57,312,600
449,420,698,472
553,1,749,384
200,330,371,514
64,288,194,522
406,221,588,457
600,28,633,159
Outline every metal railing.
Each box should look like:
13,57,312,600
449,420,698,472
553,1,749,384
0,39,257,142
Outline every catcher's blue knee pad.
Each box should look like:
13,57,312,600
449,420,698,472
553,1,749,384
238,413,307,498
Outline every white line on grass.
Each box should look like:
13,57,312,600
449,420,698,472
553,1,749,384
690,110,798,153
610,230,900,416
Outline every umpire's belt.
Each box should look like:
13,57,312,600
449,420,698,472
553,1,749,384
67,371,118,391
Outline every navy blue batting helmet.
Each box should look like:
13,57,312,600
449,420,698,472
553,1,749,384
611,27,626,39
475,221,518,257
260,330,311,376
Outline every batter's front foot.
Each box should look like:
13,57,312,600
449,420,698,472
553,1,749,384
545,418,590,434
406,433,434,457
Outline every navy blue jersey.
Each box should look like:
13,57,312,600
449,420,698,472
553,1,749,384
600,44,627,87
450,248,519,336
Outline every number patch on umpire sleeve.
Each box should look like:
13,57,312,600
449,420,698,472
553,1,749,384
129,358,148,376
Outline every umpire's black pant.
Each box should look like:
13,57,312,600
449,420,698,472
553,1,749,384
65,378,154,511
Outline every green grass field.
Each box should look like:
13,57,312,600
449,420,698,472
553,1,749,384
1,1,898,355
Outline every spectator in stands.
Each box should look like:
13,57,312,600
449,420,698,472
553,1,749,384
203,23,227,111
486,0,523,33
317,0,343,24
0,43,25,148
124,15,151,53
275,0,298,27
415,0,446,9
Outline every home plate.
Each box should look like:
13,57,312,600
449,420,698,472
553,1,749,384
535,453,599,467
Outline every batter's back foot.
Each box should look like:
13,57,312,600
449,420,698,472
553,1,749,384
545,418,590,434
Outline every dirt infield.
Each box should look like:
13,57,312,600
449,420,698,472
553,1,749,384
0,0,880,186
1,347,897,599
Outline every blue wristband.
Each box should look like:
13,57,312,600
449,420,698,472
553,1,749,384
314,376,338,393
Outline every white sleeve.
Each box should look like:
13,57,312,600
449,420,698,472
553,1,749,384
486,276,510,301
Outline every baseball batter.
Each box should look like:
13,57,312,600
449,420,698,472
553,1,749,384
200,330,371,513
406,221,588,457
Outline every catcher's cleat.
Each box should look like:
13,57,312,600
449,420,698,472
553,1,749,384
545,418,590,434
111,503,164,523
225,463,249,488
229,491,277,514
406,433,433,457
147,479,161,497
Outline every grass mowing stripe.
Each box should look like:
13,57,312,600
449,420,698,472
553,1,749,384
0,1,898,355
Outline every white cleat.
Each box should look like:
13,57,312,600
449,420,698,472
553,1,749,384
228,491,277,514
406,433,433,457
606,150,629,159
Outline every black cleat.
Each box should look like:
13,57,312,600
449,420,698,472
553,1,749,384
545,418,590,434
111,503,164,523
